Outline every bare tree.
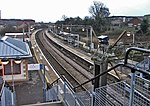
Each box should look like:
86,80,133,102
89,1,110,33
62,15,67,21
89,1,110,19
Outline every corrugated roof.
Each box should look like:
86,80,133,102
0,36,32,58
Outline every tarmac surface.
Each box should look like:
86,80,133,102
15,70,43,106
15,43,44,106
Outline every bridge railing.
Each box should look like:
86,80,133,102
46,75,89,106
95,75,150,106
46,47,150,106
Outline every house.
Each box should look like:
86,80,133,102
127,17,142,28
108,16,126,27
0,19,35,26
109,16,143,28
0,36,32,81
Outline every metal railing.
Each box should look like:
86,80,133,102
46,75,85,106
95,76,150,106
45,47,150,106
0,81,16,106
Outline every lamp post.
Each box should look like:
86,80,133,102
127,32,135,64
127,32,135,45
1,57,21,106
39,63,46,102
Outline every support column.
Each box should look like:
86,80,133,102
94,59,108,90
93,58,108,106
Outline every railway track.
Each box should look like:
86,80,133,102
35,30,91,92
45,31,121,82
44,32,93,79
35,29,121,91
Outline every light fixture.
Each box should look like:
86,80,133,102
1,58,9,65
66,27,69,30
82,28,85,31
14,57,22,64
127,32,131,36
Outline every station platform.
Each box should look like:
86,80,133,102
15,42,43,105
45,31,93,65
13,30,64,106
30,30,59,84
45,30,129,80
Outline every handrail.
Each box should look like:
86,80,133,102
124,64,150,75
0,81,5,97
74,47,150,91
0,81,12,97
47,77,60,89
47,75,74,90
124,47,150,75
62,75,74,90
73,63,123,91
124,47,150,64
48,47,150,92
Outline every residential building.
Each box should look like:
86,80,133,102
127,17,142,28
109,16,143,28
0,19,35,26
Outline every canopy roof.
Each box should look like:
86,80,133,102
0,36,32,59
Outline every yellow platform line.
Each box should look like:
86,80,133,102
32,39,50,83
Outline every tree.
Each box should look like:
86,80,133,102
89,1,110,34
89,1,110,19
140,19,149,34
83,16,94,25
62,15,67,21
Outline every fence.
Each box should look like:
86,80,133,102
94,75,150,106
45,47,150,106
0,81,16,106
46,75,150,106
46,77,92,106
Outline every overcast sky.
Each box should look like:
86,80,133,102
0,0,150,22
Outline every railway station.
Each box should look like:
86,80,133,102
0,27,150,106
0,0,150,105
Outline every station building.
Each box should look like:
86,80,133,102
0,36,32,81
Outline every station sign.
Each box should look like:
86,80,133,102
28,64,43,71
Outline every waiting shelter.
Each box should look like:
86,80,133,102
0,36,32,81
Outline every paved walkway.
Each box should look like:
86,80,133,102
15,30,59,106
15,42,43,106
15,70,43,106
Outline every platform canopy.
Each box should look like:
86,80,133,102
0,36,32,59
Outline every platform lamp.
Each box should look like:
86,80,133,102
1,58,9,65
127,31,135,45
1,57,22,106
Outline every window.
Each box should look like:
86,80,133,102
4,62,21,75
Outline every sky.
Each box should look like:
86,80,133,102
0,0,150,22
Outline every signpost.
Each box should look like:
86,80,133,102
28,64,41,71
28,63,46,102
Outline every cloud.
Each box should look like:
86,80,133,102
0,0,150,22
107,0,150,16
